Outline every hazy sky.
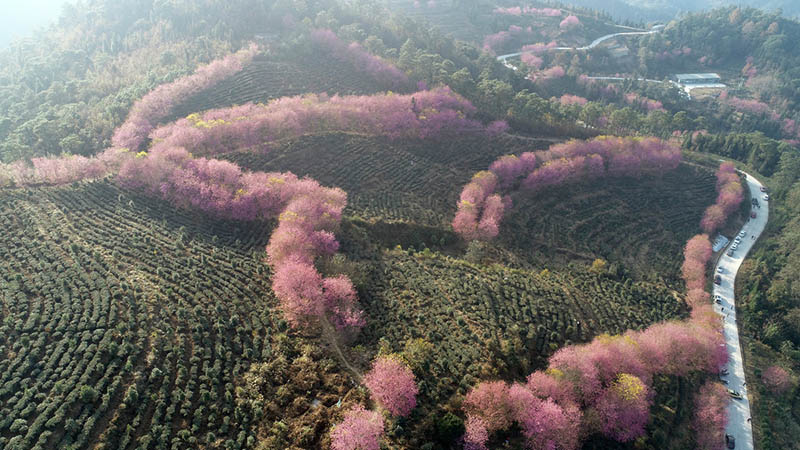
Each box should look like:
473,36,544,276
0,0,71,48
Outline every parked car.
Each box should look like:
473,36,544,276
720,368,729,375
764,194,769,201
727,389,743,399
714,295,722,304
726,434,735,449
739,231,746,238
715,275,722,285
717,266,724,274
760,186,767,192
751,212,757,218
727,249,734,256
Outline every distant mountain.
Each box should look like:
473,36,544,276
562,0,798,22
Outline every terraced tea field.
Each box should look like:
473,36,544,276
225,133,717,279
500,164,718,279
384,0,489,42
170,51,390,121
0,182,285,449
224,133,553,227
0,176,692,449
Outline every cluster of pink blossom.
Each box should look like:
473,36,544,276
529,65,565,82
519,42,558,69
558,94,588,106
723,95,771,115
0,148,132,187
363,357,419,417
463,380,581,450
330,405,384,450
492,6,561,16
117,146,365,331
782,118,799,138
559,15,581,30
762,365,793,394
521,41,558,54
520,52,543,69
697,55,715,66
576,77,621,103
112,44,259,151
624,93,665,112
701,162,744,234
310,29,409,90
452,137,682,241
452,171,510,241
681,234,713,308
742,56,758,79
577,74,594,86
654,47,692,61
693,382,729,450
147,88,497,157
331,357,418,448
483,26,540,53
463,318,726,448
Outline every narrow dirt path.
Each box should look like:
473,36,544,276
322,318,363,383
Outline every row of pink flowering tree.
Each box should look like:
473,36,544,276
118,88,504,332
463,313,727,449
0,45,259,187
682,234,713,309
452,136,682,241
113,44,259,151
492,6,562,16
117,145,366,331
146,87,508,157
1,88,506,188
453,141,741,449
701,162,745,234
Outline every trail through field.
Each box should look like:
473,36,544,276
713,171,766,450
322,318,363,382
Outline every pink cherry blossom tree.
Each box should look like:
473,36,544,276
363,357,419,417
762,366,793,394
595,374,651,442
463,381,512,432
701,163,744,234
330,406,385,450
463,416,489,450
693,382,729,450
559,15,581,30
682,234,712,292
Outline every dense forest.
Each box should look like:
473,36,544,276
0,0,799,449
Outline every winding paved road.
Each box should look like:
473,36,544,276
713,171,767,450
496,29,660,64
